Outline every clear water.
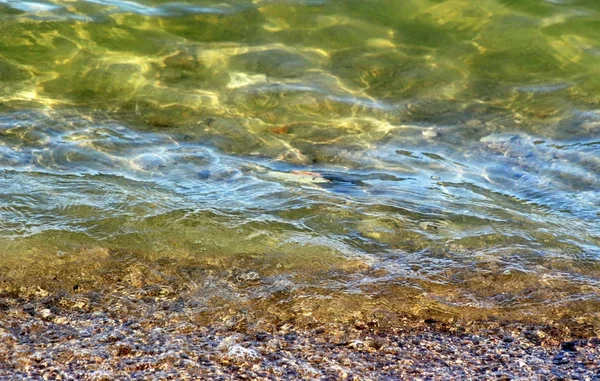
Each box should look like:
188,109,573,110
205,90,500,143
0,0,599,325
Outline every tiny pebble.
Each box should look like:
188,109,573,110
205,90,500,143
422,129,438,138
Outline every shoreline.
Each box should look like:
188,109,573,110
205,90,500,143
1,247,599,379
1,291,599,380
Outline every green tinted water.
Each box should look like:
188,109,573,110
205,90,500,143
0,0,599,326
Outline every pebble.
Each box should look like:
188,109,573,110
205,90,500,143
0,293,598,380
224,345,261,362
39,309,53,321
237,271,261,282
466,119,483,127
581,121,600,131
422,128,438,138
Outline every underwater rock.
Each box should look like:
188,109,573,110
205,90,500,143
0,60,32,82
229,49,313,78
163,51,200,71
131,154,168,172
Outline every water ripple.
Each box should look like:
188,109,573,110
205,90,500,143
1,0,600,324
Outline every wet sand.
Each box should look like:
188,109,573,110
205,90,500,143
1,290,599,380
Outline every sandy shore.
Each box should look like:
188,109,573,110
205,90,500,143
1,291,599,380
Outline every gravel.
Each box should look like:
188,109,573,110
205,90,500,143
1,293,599,380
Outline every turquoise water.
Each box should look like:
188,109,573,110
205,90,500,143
0,0,599,325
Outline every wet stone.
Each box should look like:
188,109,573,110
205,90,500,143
163,51,199,70
0,329,16,345
422,128,438,138
560,341,578,352
581,121,600,131
131,153,168,171
466,119,483,127
39,309,54,321
89,370,114,381
222,345,261,363
110,343,134,357
237,271,261,282
552,355,569,365
98,330,126,343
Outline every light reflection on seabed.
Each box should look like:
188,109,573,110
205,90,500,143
0,0,599,327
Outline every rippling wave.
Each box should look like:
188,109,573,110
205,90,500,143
0,0,599,325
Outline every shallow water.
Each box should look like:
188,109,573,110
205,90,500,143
0,0,599,326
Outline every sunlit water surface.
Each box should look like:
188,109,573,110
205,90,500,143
0,0,599,326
